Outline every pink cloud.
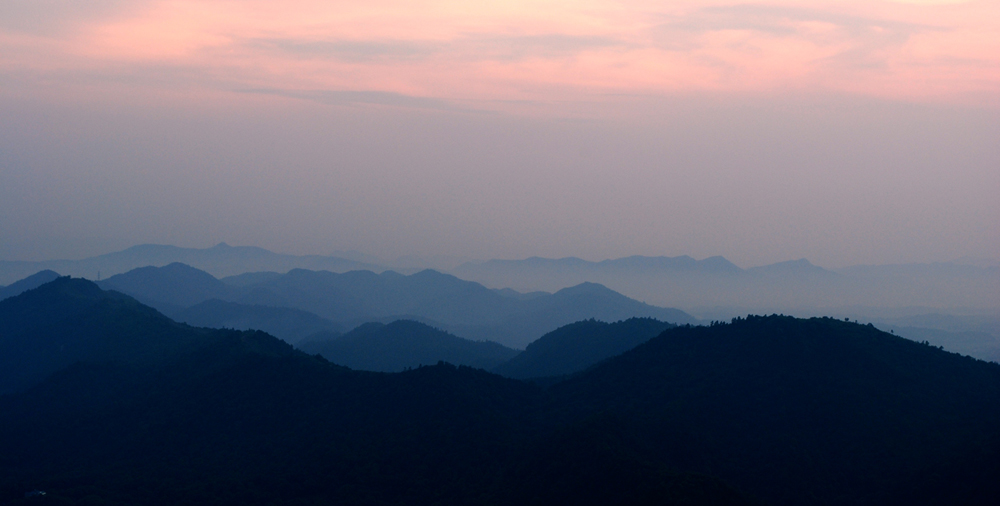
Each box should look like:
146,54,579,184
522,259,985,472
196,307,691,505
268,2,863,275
2,0,997,109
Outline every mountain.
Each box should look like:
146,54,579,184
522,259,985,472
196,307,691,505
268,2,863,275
450,282,697,348
98,262,236,313
452,255,1000,313
549,315,1000,505
98,264,698,348
0,276,230,394
298,320,519,372
238,271,700,348
0,270,61,301
172,299,343,344
494,318,674,379
0,243,380,285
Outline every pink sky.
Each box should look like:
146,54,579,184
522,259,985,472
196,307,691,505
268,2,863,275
2,0,998,108
1,1,997,268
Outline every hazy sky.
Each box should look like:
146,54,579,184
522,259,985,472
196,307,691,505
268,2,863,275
1,0,997,268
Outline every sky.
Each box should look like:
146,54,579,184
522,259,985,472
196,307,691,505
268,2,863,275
0,0,997,268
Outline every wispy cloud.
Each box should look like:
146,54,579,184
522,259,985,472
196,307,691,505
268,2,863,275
1,1,996,108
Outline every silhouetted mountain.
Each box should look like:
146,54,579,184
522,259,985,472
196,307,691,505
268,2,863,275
173,299,343,344
0,270,60,301
0,277,223,394
549,315,1000,505
0,243,380,285
98,262,235,313
299,320,519,372
494,318,674,379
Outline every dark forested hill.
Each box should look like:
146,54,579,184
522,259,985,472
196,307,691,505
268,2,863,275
173,299,343,344
494,318,674,379
0,270,61,301
0,277,222,395
549,315,1000,505
298,320,519,372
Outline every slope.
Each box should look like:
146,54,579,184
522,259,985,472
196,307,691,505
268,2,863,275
550,315,1000,506
0,270,61,301
494,318,674,379
173,299,343,344
298,320,519,372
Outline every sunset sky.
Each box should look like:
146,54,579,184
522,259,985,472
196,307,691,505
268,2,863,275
1,0,997,267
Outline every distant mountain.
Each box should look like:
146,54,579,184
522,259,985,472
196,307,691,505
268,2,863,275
550,315,1000,505
0,243,380,285
98,262,235,313
100,264,699,349
235,270,699,348
299,320,519,372
874,324,1000,363
452,282,697,348
452,255,999,312
494,318,674,379
173,299,343,344
220,271,283,286
0,269,60,300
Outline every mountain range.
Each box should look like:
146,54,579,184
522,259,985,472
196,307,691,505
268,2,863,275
0,243,377,285
3,244,995,317
95,263,699,348
2,278,998,505
454,255,1000,311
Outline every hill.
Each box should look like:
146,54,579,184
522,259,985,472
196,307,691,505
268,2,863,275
298,320,519,372
549,315,1000,505
0,277,234,395
0,270,61,301
97,262,235,313
494,318,674,379
173,299,344,344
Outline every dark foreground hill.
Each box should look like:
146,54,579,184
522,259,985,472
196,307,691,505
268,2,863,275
549,316,1000,505
494,317,674,379
0,276,221,395
1,281,998,506
299,320,519,372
